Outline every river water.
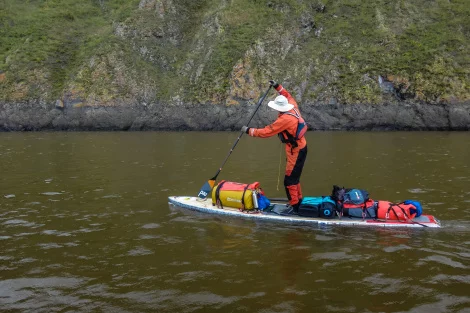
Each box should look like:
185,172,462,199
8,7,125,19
0,131,469,312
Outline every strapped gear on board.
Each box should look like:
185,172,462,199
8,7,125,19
208,182,427,222
331,185,424,221
377,201,418,221
212,180,270,211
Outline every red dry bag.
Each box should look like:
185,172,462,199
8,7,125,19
377,201,417,221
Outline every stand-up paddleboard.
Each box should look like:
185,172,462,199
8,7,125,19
168,196,441,228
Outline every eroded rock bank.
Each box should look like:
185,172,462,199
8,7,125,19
1,101,469,131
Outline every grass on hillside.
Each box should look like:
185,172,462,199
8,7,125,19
0,0,139,99
1,0,469,104
303,0,470,102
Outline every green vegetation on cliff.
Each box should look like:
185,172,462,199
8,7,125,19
0,0,141,101
1,0,469,105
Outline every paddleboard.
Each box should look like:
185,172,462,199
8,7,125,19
168,196,441,228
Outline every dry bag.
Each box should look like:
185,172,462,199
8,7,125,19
211,180,260,210
377,201,417,221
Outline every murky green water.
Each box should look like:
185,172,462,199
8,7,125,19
1,131,469,312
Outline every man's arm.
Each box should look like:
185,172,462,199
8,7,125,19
248,115,291,138
275,84,298,108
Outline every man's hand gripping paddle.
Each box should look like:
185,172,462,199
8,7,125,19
197,85,273,199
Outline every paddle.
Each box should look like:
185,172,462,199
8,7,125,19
197,85,273,199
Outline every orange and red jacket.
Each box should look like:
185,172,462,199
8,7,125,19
248,84,307,150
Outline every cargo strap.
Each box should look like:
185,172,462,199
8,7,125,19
215,180,227,209
386,202,428,227
239,184,249,210
386,203,410,221
362,201,376,220
339,201,375,220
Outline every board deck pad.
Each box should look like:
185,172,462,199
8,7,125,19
267,204,294,216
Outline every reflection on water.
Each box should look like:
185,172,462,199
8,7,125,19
0,131,469,312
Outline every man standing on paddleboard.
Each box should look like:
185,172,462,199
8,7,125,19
241,80,308,215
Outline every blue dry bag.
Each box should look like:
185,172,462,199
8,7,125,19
403,200,423,217
257,194,271,210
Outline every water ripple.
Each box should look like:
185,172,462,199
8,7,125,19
37,243,63,249
363,274,404,295
42,230,72,237
173,271,213,282
418,255,467,269
0,276,89,309
41,192,63,196
3,219,43,228
430,274,470,284
398,294,470,313
141,223,160,229
309,251,364,262
383,244,411,253
203,261,231,267
127,246,153,256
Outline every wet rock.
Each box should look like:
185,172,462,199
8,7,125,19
55,99,64,109
1,101,469,131
449,104,470,130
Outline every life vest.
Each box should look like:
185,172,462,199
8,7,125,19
277,108,307,147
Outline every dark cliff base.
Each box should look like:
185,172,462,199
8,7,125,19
1,102,470,131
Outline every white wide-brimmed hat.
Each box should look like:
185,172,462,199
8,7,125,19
268,95,294,112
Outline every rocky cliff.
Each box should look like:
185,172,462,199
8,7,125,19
1,0,469,130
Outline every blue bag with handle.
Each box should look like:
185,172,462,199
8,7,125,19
403,200,423,217
299,196,336,219
257,194,271,210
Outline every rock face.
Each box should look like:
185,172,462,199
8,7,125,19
1,0,469,130
1,101,469,131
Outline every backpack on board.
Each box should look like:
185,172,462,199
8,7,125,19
331,185,376,218
332,185,369,203
343,189,370,205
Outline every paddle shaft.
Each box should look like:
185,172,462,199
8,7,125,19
208,85,272,181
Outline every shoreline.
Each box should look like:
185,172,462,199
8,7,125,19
1,101,470,131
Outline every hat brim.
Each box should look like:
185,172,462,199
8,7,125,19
268,101,294,112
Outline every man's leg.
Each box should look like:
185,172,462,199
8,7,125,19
284,146,308,211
